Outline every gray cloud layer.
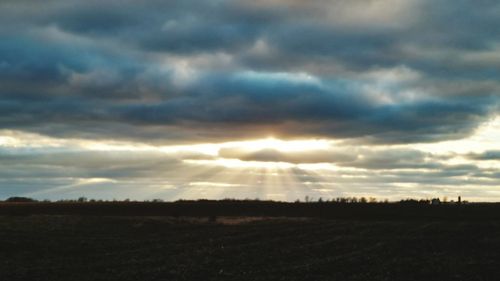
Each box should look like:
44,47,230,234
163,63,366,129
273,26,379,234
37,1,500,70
1,0,499,143
1,144,499,201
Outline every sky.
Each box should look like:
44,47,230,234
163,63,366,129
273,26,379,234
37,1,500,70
1,0,500,201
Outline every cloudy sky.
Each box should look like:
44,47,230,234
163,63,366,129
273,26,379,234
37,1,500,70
1,0,500,201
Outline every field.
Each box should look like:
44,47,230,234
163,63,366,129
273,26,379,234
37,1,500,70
1,205,500,281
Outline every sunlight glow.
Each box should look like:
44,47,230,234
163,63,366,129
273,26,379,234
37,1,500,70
414,115,500,154
188,182,244,187
3,126,500,201
221,137,331,152
185,158,295,169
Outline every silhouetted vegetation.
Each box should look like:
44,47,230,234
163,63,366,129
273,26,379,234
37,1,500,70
1,195,467,204
5,196,37,203
0,196,489,220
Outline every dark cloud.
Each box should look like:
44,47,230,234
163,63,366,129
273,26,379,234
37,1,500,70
341,149,440,170
0,0,499,144
218,146,448,170
0,148,216,181
467,150,500,161
218,147,357,164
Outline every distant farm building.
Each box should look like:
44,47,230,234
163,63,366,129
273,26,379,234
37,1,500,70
431,198,441,205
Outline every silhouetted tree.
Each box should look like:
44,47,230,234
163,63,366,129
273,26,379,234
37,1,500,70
5,197,36,203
